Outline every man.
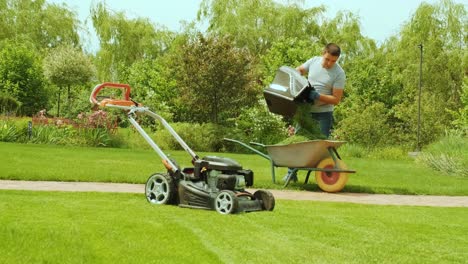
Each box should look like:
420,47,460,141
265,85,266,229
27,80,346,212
296,43,345,138
284,43,346,182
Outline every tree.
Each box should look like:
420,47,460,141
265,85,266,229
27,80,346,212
0,0,80,49
335,0,466,147
198,0,324,55
43,45,94,117
173,34,258,124
390,0,466,145
90,2,175,81
124,57,177,121
260,37,322,85
0,41,48,116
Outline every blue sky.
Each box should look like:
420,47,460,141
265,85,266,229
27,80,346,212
50,0,466,52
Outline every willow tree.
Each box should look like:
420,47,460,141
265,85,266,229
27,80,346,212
198,0,324,55
0,0,80,49
90,2,175,82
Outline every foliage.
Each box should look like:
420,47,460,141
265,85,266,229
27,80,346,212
230,99,287,145
291,104,326,140
123,58,176,122
0,0,465,151
416,132,468,177
0,0,80,49
336,0,466,148
43,44,95,117
0,41,48,116
75,110,118,147
260,38,320,85
278,135,310,145
90,2,175,81
198,0,325,55
0,119,18,142
29,124,75,145
153,122,230,152
172,34,259,124
0,93,20,115
334,102,393,147
447,77,468,135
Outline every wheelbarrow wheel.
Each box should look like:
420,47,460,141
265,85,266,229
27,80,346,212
145,173,176,205
253,190,275,211
315,158,349,193
215,190,239,214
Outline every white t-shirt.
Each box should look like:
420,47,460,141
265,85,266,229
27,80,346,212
301,56,346,113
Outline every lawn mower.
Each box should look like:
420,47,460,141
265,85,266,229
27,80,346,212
89,82,275,214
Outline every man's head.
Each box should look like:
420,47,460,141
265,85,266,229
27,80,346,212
321,43,341,69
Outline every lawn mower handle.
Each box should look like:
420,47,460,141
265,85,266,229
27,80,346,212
89,82,131,105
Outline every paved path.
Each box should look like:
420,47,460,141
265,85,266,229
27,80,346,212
1,180,467,207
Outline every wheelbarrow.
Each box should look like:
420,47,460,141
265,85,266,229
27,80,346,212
224,138,356,193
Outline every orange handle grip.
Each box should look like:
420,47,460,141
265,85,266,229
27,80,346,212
90,82,131,105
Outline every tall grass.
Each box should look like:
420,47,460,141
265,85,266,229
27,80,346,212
416,133,468,177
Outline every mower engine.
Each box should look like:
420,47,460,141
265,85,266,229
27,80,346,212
186,156,252,191
173,156,273,214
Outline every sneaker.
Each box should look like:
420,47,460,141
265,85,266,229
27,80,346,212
282,172,298,183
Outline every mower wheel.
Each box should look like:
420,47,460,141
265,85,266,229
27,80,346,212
253,190,275,211
145,173,176,205
214,190,238,214
315,158,349,193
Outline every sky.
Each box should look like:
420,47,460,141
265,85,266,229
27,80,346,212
49,0,466,52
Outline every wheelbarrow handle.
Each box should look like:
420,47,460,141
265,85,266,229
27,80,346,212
223,138,270,160
249,142,266,148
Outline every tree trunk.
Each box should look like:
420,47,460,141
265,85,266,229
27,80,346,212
67,84,71,116
57,89,61,117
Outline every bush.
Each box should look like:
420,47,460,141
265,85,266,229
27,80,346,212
30,125,74,145
0,94,21,115
416,132,468,177
230,101,287,145
0,119,18,142
339,143,410,160
334,102,393,147
152,122,230,152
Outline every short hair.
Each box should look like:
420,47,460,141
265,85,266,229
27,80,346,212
324,43,341,57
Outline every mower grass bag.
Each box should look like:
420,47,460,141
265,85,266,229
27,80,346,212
263,66,313,118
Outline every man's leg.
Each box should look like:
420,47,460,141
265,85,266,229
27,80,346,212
311,112,333,138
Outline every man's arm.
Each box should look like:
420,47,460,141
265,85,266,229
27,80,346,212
296,65,307,75
316,88,343,105
297,64,344,105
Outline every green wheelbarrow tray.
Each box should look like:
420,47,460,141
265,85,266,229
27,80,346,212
224,138,356,185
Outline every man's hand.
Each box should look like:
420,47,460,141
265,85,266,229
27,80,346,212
306,89,320,103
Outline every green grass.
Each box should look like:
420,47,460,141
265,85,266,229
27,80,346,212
1,142,468,195
0,190,466,264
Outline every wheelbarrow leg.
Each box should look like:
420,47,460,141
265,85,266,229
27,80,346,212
304,170,312,184
271,162,276,183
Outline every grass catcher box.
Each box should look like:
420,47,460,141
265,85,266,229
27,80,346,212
263,66,312,117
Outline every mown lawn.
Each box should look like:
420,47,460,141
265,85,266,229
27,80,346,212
0,190,467,264
1,142,467,195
